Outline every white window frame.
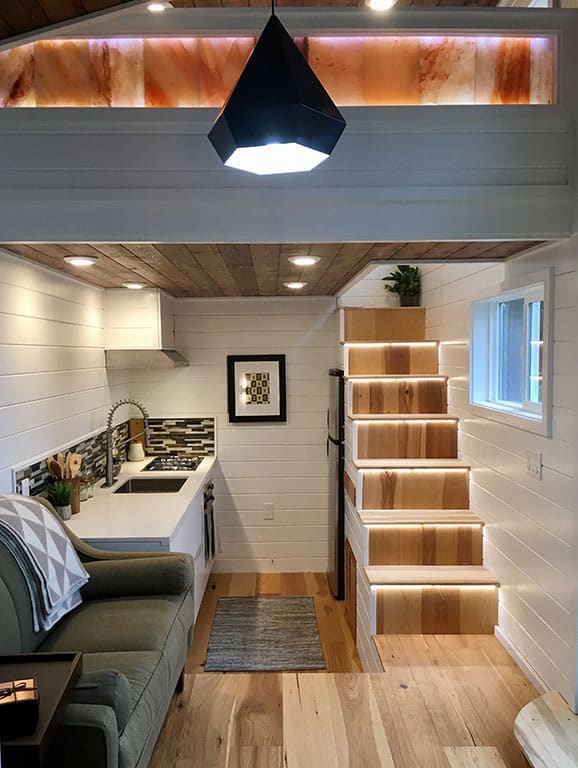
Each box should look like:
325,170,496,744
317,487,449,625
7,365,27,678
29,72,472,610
470,268,552,437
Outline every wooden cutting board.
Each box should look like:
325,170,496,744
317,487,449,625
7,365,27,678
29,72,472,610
129,418,146,448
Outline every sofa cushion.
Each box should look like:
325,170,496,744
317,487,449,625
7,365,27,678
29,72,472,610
71,670,132,734
39,592,192,657
80,651,173,768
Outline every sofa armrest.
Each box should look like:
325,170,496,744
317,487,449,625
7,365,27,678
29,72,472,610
81,554,194,599
46,703,118,768
71,670,131,734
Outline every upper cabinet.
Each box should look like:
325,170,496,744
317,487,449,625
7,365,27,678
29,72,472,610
105,287,175,350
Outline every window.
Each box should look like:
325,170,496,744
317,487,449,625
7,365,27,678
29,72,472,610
470,273,551,436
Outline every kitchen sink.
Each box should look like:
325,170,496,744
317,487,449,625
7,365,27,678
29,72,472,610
113,477,188,494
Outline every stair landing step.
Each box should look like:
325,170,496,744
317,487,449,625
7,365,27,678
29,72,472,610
354,458,470,470
365,565,499,586
372,633,513,670
360,509,484,525
349,413,455,421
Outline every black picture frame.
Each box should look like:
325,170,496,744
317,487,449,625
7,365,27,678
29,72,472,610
227,354,287,423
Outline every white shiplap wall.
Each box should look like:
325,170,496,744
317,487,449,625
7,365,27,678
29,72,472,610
338,265,401,309
129,296,338,573
421,243,578,707
0,250,130,492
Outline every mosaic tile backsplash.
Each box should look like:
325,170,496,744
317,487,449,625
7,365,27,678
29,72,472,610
14,417,215,496
147,418,215,457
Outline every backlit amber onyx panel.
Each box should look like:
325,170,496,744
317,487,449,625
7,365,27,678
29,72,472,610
0,35,555,108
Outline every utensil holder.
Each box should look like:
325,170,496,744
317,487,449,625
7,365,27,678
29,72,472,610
71,477,81,515
128,442,145,462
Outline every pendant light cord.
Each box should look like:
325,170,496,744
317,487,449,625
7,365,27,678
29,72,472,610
271,0,275,16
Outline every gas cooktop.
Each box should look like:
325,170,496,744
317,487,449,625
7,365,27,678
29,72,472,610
142,455,203,472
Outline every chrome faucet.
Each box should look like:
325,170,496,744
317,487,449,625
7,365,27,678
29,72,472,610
103,398,150,487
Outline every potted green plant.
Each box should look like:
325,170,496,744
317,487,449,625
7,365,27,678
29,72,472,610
382,265,421,307
47,480,73,521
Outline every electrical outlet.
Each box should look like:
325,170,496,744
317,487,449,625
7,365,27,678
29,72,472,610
526,450,543,480
263,502,274,521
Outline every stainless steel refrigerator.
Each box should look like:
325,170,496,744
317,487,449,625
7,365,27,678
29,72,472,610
327,368,345,599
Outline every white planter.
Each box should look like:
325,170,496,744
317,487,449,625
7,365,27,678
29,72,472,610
55,504,72,522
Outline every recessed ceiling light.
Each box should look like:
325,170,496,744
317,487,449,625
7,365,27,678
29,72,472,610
284,281,308,290
123,282,146,290
147,1,171,12
288,255,321,267
366,0,396,9
63,255,98,267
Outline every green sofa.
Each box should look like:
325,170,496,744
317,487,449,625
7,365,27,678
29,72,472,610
0,498,195,768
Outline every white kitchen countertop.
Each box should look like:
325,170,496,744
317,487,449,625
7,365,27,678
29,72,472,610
65,456,216,542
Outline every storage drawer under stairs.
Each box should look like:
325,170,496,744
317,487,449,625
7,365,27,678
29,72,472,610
358,462,470,511
354,418,458,460
346,342,439,377
368,566,499,634
367,518,483,566
349,377,448,415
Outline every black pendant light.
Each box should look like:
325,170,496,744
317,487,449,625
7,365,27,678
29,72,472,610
208,11,346,175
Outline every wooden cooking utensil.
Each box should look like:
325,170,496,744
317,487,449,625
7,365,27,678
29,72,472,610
48,459,63,479
57,453,66,478
68,454,82,479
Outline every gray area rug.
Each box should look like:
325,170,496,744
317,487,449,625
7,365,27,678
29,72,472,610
204,596,326,672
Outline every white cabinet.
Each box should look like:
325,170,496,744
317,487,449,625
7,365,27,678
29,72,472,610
170,488,215,623
82,480,216,624
104,288,176,350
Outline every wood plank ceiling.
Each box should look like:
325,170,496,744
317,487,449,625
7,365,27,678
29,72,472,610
0,0,501,41
1,241,542,297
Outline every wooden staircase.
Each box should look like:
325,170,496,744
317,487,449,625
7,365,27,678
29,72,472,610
340,307,499,671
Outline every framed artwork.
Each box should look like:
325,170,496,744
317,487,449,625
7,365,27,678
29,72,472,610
227,354,287,423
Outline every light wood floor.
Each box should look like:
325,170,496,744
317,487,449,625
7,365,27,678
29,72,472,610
149,575,538,768
188,572,362,673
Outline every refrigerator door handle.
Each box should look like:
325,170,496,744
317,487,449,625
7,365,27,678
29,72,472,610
326,436,330,457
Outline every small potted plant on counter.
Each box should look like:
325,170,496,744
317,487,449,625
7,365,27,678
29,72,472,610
382,265,421,307
47,480,73,521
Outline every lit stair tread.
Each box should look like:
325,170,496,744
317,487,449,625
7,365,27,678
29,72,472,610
354,458,470,469
346,374,446,380
348,413,454,421
342,340,440,345
365,565,499,586
360,509,483,525
514,692,578,768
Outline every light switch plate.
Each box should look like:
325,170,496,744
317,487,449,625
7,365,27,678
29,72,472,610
526,450,543,480
263,502,274,520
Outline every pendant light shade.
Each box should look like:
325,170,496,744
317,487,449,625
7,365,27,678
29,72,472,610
208,14,346,175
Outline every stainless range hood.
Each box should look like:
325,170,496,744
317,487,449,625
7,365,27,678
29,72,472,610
105,349,189,369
